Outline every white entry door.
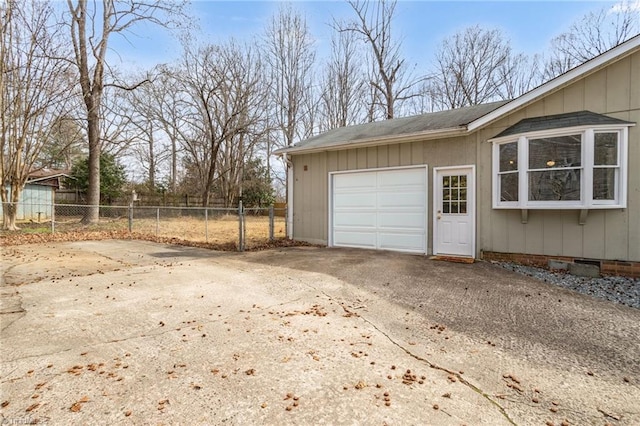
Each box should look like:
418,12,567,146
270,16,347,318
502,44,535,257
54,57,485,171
434,167,475,257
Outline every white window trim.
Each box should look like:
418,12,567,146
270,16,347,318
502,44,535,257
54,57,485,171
491,125,629,210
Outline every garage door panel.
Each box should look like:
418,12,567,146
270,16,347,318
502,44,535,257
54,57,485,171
378,191,425,208
333,192,376,209
332,167,427,254
334,212,376,227
377,169,425,188
334,172,376,190
333,231,377,248
378,232,425,253
378,212,425,229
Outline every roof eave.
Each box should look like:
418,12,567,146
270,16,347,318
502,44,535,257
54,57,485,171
467,35,640,132
488,121,636,144
274,127,468,156
26,174,72,184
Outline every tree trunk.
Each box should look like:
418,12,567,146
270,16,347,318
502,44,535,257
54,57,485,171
171,134,177,192
148,122,155,188
1,203,19,230
1,185,22,230
82,107,101,224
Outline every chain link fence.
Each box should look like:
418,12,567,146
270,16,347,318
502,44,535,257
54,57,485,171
1,202,287,251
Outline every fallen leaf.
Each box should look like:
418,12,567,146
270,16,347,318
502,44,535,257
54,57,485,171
26,403,40,412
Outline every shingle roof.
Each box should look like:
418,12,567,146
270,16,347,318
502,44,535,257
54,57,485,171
276,100,509,154
492,111,634,139
27,168,71,180
275,35,640,156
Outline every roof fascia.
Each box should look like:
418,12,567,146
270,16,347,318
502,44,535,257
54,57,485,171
468,36,640,132
27,174,71,183
275,127,467,156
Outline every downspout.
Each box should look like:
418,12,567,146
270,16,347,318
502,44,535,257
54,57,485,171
285,154,294,240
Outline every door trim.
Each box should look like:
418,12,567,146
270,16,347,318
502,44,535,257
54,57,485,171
432,165,476,258
328,165,429,252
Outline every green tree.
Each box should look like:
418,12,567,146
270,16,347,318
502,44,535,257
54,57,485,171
242,158,275,208
69,153,127,204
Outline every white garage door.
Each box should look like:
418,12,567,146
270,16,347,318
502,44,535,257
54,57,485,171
331,167,427,254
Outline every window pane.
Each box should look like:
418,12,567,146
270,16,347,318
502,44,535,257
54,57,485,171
593,168,616,200
529,135,581,169
500,173,518,202
451,202,459,213
460,202,467,214
452,188,459,201
529,170,581,201
460,175,467,187
451,176,459,186
443,176,449,187
594,133,618,166
443,188,450,200
443,203,450,213
499,142,518,172
460,188,467,202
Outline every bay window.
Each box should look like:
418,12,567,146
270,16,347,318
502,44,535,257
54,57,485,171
492,126,629,209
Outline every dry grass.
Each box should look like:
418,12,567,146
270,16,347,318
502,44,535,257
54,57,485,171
1,214,289,250
132,214,286,244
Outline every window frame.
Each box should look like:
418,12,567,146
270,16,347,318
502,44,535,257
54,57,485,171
491,125,629,209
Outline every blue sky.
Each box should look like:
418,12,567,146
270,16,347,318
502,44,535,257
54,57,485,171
110,1,629,72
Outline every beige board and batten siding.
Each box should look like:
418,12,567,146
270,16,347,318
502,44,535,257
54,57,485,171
291,135,477,251
477,49,640,262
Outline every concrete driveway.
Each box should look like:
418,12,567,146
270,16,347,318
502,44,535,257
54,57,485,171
1,241,638,425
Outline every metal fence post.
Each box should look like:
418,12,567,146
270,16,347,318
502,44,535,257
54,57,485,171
205,208,209,242
51,199,55,234
128,202,133,233
284,208,288,239
156,208,160,237
238,200,244,252
269,205,274,241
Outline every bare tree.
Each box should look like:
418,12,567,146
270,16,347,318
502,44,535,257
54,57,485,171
99,84,141,160
0,0,74,230
37,115,86,170
318,28,368,131
263,4,316,148
141,65,189,191
402,79,438,115
261,4,316,205
214,43,270,208
124,76,172,189
337,0,418,120
177,40,267,207
545,4,639,78
65,0,185,223
430,25,512,109
496,53,543,100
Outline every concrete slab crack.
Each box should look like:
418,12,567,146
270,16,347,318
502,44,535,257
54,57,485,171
358,314,518,426
317,287,518,426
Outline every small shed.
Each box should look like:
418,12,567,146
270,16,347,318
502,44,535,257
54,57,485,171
1,169,70,222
